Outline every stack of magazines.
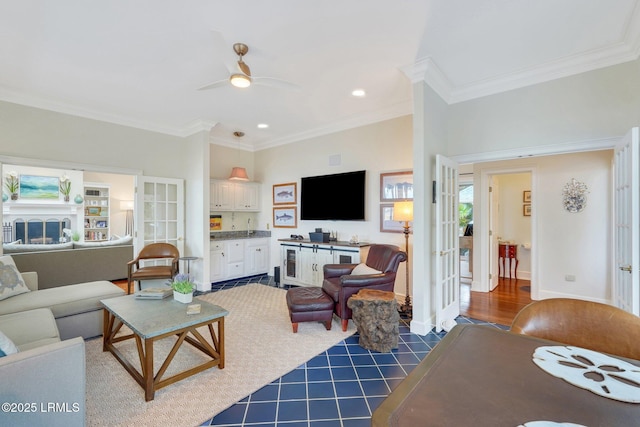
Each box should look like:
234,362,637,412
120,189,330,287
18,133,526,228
135,287,172,299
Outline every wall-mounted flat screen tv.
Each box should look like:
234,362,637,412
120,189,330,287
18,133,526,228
300,170,366,221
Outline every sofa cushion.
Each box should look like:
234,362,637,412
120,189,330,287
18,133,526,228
0,256,30,301
73,235,133,248
0,281,124,318
0,329,19,356
0,308,60,351
2,242,73,254
351,263,382,276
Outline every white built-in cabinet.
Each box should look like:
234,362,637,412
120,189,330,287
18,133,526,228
209,238,270,283
210,180,261,212
83,183,110,241
280,242,366,287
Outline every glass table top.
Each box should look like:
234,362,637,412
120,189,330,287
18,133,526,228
101,295,228,339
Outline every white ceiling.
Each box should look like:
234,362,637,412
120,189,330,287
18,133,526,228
1,1,638,151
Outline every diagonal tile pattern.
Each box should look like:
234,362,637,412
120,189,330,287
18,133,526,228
199,275,507,426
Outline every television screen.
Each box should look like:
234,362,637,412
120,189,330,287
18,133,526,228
300,170,366,221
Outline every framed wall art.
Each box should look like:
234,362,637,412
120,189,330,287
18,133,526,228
379,203,413,233
273,182,297,205
19,175,59,199
273,206,297,228
380,171,413,202
523,204,531,216
523,190,531,203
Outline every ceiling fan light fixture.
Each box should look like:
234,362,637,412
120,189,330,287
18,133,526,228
230,73,251,88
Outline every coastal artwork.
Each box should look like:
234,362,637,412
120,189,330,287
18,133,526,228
273,182,297,205
273,206,297,228
19,175,59,199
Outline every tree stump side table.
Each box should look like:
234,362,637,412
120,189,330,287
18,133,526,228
347,289,399,352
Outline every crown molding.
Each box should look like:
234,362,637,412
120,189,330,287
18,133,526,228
0,87,213,138
251,100,413,152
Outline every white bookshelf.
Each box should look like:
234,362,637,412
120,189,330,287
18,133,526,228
83,183,110,241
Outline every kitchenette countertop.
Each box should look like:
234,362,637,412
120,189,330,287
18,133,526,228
278,238,370,248
210,230,271,241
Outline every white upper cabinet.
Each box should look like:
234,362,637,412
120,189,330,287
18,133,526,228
211,180,261,212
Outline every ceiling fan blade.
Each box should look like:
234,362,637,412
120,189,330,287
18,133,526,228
253,77,300,91
198,78,228,91
238,60,251,77
210,30,236,74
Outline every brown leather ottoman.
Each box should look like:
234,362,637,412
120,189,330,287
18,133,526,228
286,286,334,333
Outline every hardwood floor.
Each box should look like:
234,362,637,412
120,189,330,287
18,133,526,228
460,277,532,326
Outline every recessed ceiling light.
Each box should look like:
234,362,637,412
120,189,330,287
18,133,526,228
351,89,366,97
257,123,269,129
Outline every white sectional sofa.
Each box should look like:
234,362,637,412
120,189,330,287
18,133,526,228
0,308,85,427
0,255,125,339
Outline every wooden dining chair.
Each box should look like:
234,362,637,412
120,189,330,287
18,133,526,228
126,243,179,294
510,298,640,360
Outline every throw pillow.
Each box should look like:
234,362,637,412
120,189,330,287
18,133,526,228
351,263,382,275
0,330,18,356
0,258,30,301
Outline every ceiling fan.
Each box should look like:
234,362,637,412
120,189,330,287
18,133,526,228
198,42,298,91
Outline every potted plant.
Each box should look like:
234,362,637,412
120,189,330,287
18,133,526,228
59,174,71,202
170,273,195,303
4,171,19,200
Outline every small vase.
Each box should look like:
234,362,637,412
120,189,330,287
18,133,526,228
2,193,7,202
74,194,84,204
64,194,70,202
173,291,193,304
10,193,17,201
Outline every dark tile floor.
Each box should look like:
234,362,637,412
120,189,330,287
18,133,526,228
199,275,508,427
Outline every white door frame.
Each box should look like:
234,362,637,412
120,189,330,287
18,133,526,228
475,165,538,299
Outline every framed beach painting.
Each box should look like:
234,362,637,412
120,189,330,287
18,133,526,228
19,175,59,199
273,206,297,228
273,182,297,205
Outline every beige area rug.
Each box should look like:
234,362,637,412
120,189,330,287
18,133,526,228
85,283,356,426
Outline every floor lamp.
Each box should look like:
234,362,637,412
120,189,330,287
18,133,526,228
393,201,413,318
120,200,134,236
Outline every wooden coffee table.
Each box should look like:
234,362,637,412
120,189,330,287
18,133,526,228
101,295,228,401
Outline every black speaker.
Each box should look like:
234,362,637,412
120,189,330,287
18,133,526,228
274,266,281,287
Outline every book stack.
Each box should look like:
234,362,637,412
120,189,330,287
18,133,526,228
135,287,172,299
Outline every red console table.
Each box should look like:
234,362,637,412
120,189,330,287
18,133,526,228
498,243,518,279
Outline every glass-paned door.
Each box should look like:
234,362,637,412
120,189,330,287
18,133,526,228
135,176,185,257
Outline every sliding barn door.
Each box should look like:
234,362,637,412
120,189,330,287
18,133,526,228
614,127,639,315
435,155,460,332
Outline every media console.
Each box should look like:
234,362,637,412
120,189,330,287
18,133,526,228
278,239,370,287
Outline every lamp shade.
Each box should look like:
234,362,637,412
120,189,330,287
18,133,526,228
393,201,414,222
230,74,251,88
119,200,134,211
229,167,249,181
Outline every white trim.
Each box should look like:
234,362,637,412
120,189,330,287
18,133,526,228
0,155,142,176
409,318,433,336
452,136,618,165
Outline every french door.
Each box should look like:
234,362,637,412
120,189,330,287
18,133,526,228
134,176,185,256
614,128,639,315
435,155,460,332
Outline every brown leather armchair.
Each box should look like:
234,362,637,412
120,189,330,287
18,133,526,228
510,298,640,360
127,243,180,294
322,244,407,331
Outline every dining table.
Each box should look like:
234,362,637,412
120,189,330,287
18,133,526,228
372,324,640,426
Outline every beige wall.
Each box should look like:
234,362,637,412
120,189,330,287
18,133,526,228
254,115,414,295
0,100,209,288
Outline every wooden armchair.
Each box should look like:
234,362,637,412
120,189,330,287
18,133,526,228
510,298,640,360
126,243,179,294
322,244,407,331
